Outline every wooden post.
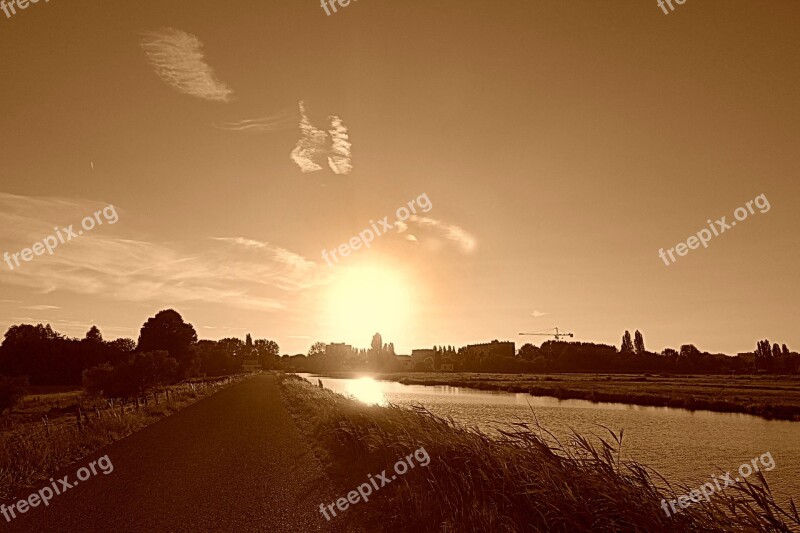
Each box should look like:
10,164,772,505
76,407,83,432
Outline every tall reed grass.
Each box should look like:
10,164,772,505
280,374,800,532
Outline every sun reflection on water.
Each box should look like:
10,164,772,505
345,377,387,406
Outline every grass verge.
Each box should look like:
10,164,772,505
280,373,800,532
0,375,248,501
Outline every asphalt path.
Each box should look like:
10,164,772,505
2,374,358,533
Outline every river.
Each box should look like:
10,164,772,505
298,373,800,504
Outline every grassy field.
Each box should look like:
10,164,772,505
319,372,800,421
280,374,800,533
0,376,246,501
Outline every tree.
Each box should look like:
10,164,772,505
308,342,327,357
782,344,790,355
137,310,198,375
371,333,383,353
634,330,645,355
245,333,253,348
110,338,136,352
772,343,781,358
519,343,539,361
85,326,103,343
620,331,634,354
83,351,178,399
680,344,701,359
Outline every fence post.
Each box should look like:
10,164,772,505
76,407,83,432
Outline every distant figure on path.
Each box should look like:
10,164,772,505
318,379,324,388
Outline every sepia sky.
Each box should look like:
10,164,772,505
1,1,798,355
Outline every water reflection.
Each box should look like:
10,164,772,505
344,376,386,405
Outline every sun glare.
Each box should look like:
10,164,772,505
321,263,414,347
345,377,387,405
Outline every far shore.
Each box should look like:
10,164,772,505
305,371,800,421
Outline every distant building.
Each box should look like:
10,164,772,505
463,340,515,360
440,358,455,372
411,349,436,362
326,343,353,358
242,359,261,372
394,355,414,370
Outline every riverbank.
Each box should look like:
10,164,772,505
315,372,800,421
279,374,799,532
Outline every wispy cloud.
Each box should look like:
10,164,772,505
406,215,477,253
140,27,233,102
290,101,352,174
214,107,299,132
23,305,61,311
0,194,328,313
531,310,547,318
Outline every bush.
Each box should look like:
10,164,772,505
0,376,29,414
82,351,178,399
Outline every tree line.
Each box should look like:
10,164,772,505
285,330,800,375
0,309,280,404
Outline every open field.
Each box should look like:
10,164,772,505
281,374,800,532
0,376,246,501
317,372,800,421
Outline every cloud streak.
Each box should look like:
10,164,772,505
214,107,299,132
140,28,233,102
406,215,477,253
0,194,328,313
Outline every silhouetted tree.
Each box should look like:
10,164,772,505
137,310,198,377
620,331,634,354
308,342,327,357
85,326,103,343
680,344,701,359
83,351,178,399
634,330,645,355
518,343,539,361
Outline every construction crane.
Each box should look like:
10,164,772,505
519,327,574,341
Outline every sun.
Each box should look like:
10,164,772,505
321,263,414,347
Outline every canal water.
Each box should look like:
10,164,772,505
299,373,800,503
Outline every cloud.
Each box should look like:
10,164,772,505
327,115,352,174
290,101,352,174
214,107,299,132
531,310,547,318
0,193,328,313
407,215,477,253
140,27,233,102
290,101,328,173
23,305,61,311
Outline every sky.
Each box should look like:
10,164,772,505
0,0,798,356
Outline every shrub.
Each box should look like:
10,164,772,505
0,376,29,414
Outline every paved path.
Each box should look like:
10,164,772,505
3,375,357,533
